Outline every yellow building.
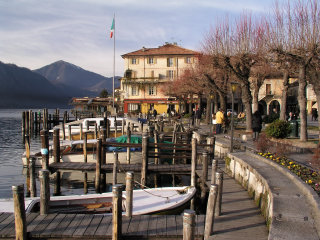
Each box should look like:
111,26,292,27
120,43,198,114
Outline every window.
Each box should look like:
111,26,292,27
131,86,138,96
128,103,140,112
167,58,174,67
148,57,154,64
131,58,138,64
266,84,272,95
168,70,175,79
186,57,191,63
149,85,156,95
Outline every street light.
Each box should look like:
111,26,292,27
230,82,238,153
210,93,214,124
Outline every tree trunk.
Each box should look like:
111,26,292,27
214,93,219,113
206,95,211,124
252,79,259,113
218,92,226,112
241,82,253,131
298,64,308,141
316,93,320,141
280,70,289,121
189,94,193,114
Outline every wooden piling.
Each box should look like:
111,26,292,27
204,184,218,240
22,111,26,142
68,125,72,141
191,138,197,187
201,152,209,200
121,119,125,135
183,209,195,240
29,110,33,136
79,123,83,141
39,169,50,215
40,130,49,170
215,171,224,216
141,135,148,187
126,127,131,164
113,152,118,185
140,122,143,132
112,184,123,240
12,185,27,240
53,129,60,163
29,158,36,197
207,136,215,159
211,159,218,185
114,116,117,138
25,111,29,138
125,172,134,217
95,139,102,193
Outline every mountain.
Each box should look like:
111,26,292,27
34,60,120,95
0,61,70,108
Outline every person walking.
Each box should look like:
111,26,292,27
252,110,262,141
215,108,224,134
195,108,201,126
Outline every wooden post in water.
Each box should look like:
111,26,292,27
94,122,98,139
29,110,33,136
25,111,29,138
211,159,218,185
201,152,209,201
29,158,37,197
34,112,38,136
183,209,195,240
140,122,143,133
39,169,50,215
114,116,117,138
53,129,61,196
12,185,27,240
95,139,102,193
40,130,49,170
22,111,26,142
141,135,148,187
68,125,72,141
206,136,215,160
112,184,123,240
125,172,134,217
204,184,218,240
191,138,197,187
83,132,88,194
121,119,125,135
154,131,159,164
79,123,83,141
113,152,118,185
43,108,48,130
101,128,106,192
126,126,131,164
215,171,223,216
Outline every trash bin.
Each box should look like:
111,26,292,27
289,120,299,137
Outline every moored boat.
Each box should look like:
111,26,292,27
0,186,196,215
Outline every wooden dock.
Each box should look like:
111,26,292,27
0,213,205,239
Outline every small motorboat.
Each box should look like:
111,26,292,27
0,186,196,215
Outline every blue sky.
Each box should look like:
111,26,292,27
0,0,277,77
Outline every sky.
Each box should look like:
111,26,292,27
0,0,278,77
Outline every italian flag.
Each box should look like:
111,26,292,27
110,18,114,38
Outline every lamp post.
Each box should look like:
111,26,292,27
210,93,214,124
230,82,238,153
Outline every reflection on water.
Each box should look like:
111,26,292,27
0,109,190,199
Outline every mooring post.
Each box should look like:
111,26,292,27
79,123,83,141
183,209,195,240
140,122,143,133
112,184,123,240
106,119,110,138
141,135,148,187
121,119,125,135
95,138,102,193
29,158,37,197
204,184,218,240
101,128,106,192
22,111,26,142
191,138,197,187
29,110,33,136
40,129,49,170
114,116,117,138
215,171,224,216
201,152,209,201
211,159,218,185
126,126,131,164
130,122,134,133
67,125,72,141
154,130,159,164
125,172,134,217
24,133,30,166
25,110,29,138
206,136,215,160
39,169,50,215
12,185,27,240
53,129,60,163
113,152,118,185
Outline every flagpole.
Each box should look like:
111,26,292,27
113,13,115,111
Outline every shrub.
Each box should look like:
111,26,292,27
265,120,292,138
183,113,192,118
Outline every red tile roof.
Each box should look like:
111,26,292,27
121,44,198,58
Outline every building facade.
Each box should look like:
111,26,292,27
120,43,198,114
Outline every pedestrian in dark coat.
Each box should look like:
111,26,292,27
252,110,262,141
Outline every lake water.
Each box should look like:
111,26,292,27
0,109,187,199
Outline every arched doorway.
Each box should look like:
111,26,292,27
268,100,280,115
258,100,267,116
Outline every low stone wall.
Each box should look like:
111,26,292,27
225,153,273,225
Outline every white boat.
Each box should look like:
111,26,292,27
0,186,196,215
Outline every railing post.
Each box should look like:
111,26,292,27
183,209,195,240
40,129,49,170
206,136,215,159
201,152,209,201
39,169,50,215
204,184,218,240
112,184,123,240
113,152,118,185
53,129,60,163
126,126,131,164
215,171,224,216
12,185,27,240
125,172,134,217
211,159,218,185
29,158,37,197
